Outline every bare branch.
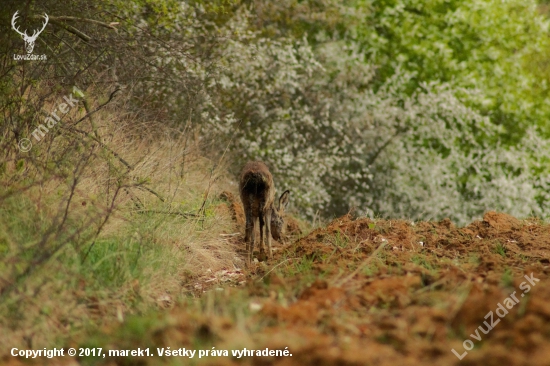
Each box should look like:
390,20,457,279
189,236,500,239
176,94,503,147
47,18,91,42
33,15,118,30
73,87,121,126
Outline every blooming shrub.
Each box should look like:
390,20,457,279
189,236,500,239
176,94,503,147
199,9,550,224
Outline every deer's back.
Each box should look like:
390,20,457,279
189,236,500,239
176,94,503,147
239,161,275,216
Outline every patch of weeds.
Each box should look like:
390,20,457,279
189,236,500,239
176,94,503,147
293,256,315,274
411,255,436,272
334,232,349,248
375,249,388,262
501,268,514,288
363,261,380,276
317,252,330,262
276,255,317,284
492,241,507,257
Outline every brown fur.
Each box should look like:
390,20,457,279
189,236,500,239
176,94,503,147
239,161,290,263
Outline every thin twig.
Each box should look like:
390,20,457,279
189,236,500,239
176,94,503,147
47,19,91,42
133,209,198,218
366,128,405,166
34,15,118,30
74,87,121,126
197,168,215,217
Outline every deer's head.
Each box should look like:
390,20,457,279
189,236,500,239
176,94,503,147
270,190,290,241
12,11,48,54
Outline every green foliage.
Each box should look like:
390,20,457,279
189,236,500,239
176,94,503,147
245,0,371,43
103,0,182,28
358,0,550,139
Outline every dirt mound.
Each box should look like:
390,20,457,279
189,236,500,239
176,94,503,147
219,191,246,228
258,212,550,365
59,211,550,366
284,216,303,238
481,211,523,231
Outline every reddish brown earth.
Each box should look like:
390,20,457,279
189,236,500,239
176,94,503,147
256,212,550,366
9,211,549,366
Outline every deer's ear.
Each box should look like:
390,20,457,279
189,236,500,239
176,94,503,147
278,190,290,210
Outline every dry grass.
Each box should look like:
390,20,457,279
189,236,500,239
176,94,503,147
0,94,241,352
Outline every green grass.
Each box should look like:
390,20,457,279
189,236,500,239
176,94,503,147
0,179,232,351
411,254,437,272
332,232,349,248
493,241,507,257
363,261,382,276
501,268,514,288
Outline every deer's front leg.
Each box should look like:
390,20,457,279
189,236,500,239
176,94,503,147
265,210,272,259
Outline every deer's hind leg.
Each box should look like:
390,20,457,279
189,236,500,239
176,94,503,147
258,215,266,260
265,209,272,259
244,210,256,264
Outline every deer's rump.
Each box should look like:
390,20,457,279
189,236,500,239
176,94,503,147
239,170,274,217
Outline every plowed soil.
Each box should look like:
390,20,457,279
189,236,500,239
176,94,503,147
256,212,550,366
12,211,550,366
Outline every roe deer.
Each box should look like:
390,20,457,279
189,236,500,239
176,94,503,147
239,161,290,263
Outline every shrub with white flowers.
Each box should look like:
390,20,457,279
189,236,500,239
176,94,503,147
198,9,550,224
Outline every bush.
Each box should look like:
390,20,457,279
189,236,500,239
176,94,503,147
357,0,550,140
202,9,550,224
